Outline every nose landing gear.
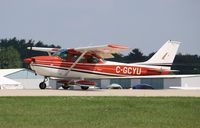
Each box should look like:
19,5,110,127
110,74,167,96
39,77,48,89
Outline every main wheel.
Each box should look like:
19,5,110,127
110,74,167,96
62,85,70,90
39,82,46,89
81,86,89,90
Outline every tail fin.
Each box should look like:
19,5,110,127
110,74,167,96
142,40,181,66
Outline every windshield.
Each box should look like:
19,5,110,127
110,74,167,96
52,49,68,60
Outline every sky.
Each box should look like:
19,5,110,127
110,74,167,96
0,0,199,55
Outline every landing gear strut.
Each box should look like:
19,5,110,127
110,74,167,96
39,77,48,89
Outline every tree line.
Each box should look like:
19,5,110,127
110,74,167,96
0,37,199,74
0,37,60,68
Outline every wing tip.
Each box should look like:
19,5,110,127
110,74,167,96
108,44,128,49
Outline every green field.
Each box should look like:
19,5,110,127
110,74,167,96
0,97,200,128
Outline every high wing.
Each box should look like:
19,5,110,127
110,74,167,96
71,44,128,58
27,44,128,58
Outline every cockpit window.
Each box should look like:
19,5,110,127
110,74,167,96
71,54,86,63
79,56,86,63
71,54,80,62
52,49,68,60
87,56,100,63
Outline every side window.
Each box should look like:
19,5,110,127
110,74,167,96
79,56,86,63
71,54,80,62
87,56,99,63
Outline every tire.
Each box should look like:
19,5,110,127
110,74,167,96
39,82,46,89
81,86,89,90
62,85,70,90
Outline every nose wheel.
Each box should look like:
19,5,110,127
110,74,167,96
39,82,46,89
39,77,48,89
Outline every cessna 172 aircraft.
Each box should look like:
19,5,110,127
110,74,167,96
24,40,180,90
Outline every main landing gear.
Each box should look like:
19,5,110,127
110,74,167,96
39,77,48,89
62,85,89,90
80,86,89,90
62,84,70,90
57,80,96,90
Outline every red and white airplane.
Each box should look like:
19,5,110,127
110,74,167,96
24,40,180,90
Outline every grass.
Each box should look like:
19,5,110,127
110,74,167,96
0,97,200,128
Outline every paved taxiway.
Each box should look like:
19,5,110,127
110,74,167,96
0,89,200,97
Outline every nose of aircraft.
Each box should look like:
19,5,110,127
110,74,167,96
24,58,34,64
24,56,62,64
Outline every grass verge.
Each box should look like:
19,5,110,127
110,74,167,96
0,97,199,128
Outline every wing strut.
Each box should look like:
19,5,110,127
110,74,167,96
65,51,87,77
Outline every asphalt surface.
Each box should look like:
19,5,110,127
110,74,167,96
0,89,200,97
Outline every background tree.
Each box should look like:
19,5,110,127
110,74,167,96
172,53,200,74
0,37,60,68
106,53,124,62
0,46,21,69
124,48,147,63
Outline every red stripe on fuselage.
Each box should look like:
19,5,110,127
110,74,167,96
33,59,170,76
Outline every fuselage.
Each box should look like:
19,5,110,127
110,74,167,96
26,55,171,79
